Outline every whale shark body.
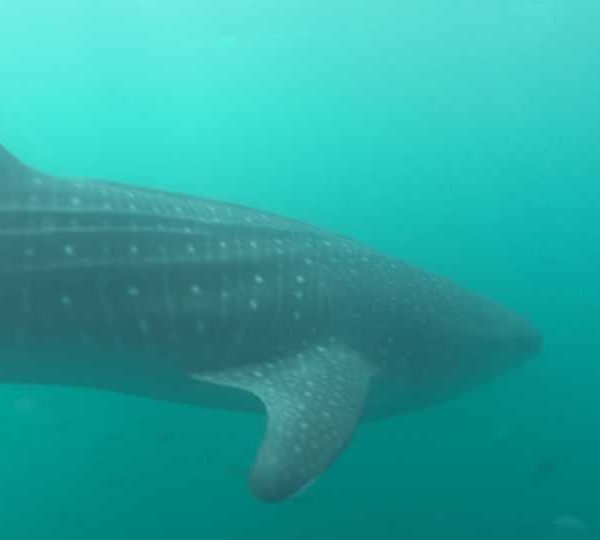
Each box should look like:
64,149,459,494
0,145,541,501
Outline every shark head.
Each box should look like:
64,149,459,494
386,286,543,410
460,293,542,371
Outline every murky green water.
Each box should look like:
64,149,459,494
1,1,598,538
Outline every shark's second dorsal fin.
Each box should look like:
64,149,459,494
0,145,36,185
191,341,373,502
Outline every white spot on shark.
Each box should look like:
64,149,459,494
190,284,201,295
128,286,140,297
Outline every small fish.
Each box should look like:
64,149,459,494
156,431,176,444
55,419,74,432
552,514,588,534
532,456,560,484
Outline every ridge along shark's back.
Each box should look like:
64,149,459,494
0,144,542,502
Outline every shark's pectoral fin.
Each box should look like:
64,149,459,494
192,341,372,502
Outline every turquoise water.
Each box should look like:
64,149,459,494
1,1,598,538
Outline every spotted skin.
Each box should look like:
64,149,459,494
0,145,541,501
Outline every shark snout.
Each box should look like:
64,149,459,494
506,315,543,358
480,307,543,362
516,323,543,356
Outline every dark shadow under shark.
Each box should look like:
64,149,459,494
0,144,542,501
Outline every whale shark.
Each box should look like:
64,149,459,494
0,144,541,501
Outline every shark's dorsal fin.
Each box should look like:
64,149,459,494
191,341,372,501
0,145,36,184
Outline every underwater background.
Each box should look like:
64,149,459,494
0,0,598,538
